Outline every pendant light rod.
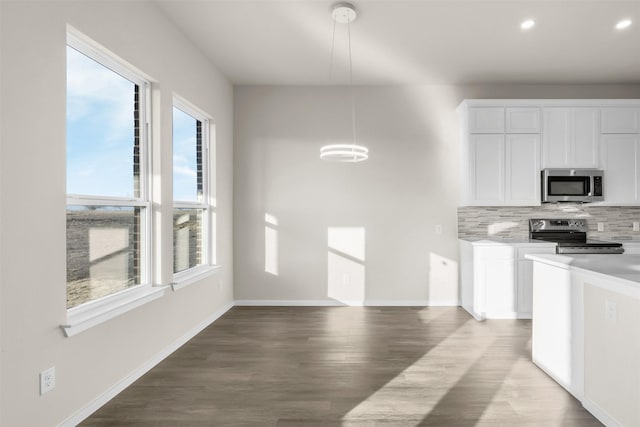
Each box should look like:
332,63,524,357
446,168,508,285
320,2,368,163
347,17,357,146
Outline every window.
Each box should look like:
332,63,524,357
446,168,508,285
172,99,212,280
66,34,150,310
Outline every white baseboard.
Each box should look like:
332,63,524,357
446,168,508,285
59,301,234,427
234,299,460,307
234,299,347,306
582,398,622,427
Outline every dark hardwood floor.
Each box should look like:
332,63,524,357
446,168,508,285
82,306,601,426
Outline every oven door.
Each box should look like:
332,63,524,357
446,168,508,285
542,169,603,202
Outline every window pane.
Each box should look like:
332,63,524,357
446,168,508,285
173,107,202,202
66,46,139,198
67,206,142,309
173,208,204,273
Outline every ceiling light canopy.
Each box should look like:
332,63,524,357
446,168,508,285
320,2,369,163
520,19,535,30
331,3,357,24
616,19,632,30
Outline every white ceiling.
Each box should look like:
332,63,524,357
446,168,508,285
156,0,640,86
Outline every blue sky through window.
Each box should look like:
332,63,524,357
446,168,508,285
66,46,136,198
173,107,199,202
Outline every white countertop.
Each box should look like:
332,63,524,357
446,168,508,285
460,237,557,247
526,253,640,297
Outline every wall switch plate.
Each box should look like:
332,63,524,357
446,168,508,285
605,299,617,323
633,222,639,232
40,367,55,395
435,224,442,235
597,222,605,232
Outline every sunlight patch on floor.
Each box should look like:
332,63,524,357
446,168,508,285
341,319,491,423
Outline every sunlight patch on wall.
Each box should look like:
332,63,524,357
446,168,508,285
265,213,279,275
428,253,459,305
328,227,365,305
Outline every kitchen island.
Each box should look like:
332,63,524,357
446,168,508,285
526,253,640,427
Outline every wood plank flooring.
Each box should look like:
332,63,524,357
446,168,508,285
82,307,602,426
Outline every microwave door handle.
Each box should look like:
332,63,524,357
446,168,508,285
588,176,594,196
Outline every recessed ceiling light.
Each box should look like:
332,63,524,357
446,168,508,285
521,19,535,30
616,19,632,30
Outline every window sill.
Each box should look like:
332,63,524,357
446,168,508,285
172,264,221,291
61,285,167,337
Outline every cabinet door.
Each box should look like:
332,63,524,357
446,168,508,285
516,246,556,317
543,108,571,167
506,134,540,205
470,134,504,204
483,258,516,317
469,108,505,133
517,259,534,315
573,108,599,167
601,134,639,203
506,108,540,133
601,107,640,133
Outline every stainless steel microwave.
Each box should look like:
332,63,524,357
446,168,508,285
541,169,604,203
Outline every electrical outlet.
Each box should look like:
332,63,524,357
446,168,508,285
633,222,639,232
40,367,55,395
597,222,605,232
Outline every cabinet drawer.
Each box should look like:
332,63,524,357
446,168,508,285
478,245,516,260
506,108,540,133
601,107,640,133
469,107,505,133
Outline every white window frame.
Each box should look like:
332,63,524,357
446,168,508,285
63,29,164,337
172,96,218,289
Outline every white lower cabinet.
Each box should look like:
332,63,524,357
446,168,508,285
459,240,556,320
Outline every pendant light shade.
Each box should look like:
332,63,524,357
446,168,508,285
320,3,369,163
320,144,368,162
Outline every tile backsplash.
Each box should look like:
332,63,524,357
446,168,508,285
458,204,640,241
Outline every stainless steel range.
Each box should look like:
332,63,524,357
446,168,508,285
529,218,624,254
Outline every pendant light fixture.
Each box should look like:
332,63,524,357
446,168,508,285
320,2,369,163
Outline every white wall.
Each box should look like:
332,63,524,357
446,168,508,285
233,85,640,305
0,1,233,425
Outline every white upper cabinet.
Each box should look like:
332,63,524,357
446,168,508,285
460,103,540,206
470,134,505,204
600,134,640,204
506,108,541,133
506,134,541,204
542,107,598,168
466,134,539,206
601,107,640,133
469,107,504,133
458,100,640,207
